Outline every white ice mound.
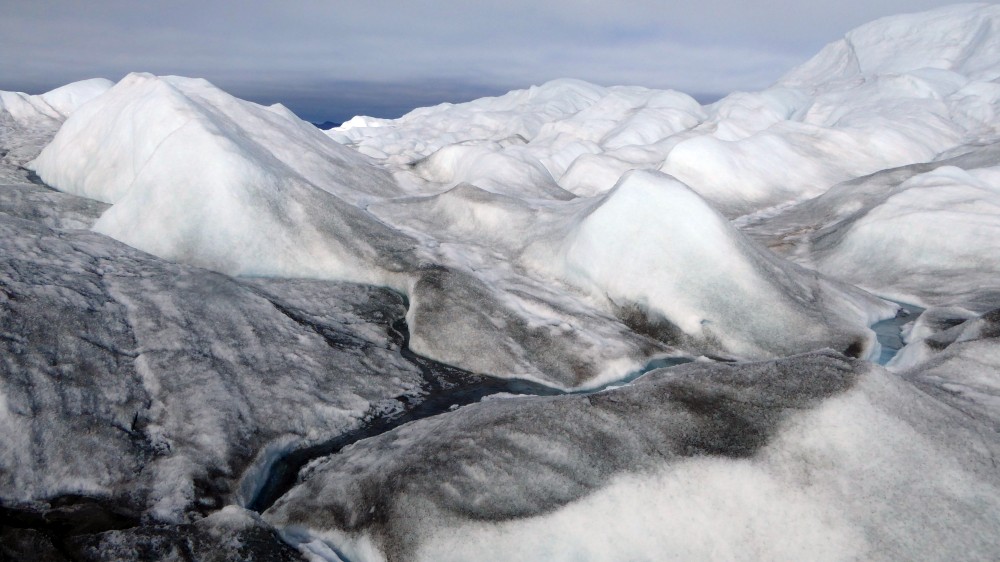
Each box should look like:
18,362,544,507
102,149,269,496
781,3,1000,87
28,73,414,285
813,164,1000,307
330,80,705,199
31,73,399,205
538,170,894,359
331,5,1000,215
330,79,610,163
662,3,1000,215
0,78,113,127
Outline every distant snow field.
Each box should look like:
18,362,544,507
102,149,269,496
2,3,1000,561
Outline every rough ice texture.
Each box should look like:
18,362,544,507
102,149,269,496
28,73,415,287
527,170,893,360
897,311,1000,427
0,199,428,522
23,71,891,384
0,504,304,562
5,4,1000,561
332,5,1000,216
264,350,1000,561
740,140,1000,311
889,307,1000,371
24,75,676,386
812,165,1000,305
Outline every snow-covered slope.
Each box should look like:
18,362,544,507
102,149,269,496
740,139,1000,311
0,78,113,183
812,164,1000,305
526,170,892,359
780,3,1000,86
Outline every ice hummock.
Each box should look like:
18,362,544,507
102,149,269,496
0,78,113,183
0,78,112,128
334,5,1000,217
741,141,1000,311
28,73,416,289
526,170,894,359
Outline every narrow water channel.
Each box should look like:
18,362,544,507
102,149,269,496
248,303,912,515
244,318,693,514
872,302,925,365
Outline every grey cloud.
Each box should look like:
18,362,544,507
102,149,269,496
1,0,994,120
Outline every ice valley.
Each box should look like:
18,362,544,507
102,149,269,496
2,4,1000,561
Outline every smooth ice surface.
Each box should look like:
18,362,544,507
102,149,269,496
0,79,113,184
29,73,415,287
0,78,112,128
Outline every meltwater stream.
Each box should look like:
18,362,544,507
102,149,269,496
872,302,925,365
244,318,693,514
246,301,916,517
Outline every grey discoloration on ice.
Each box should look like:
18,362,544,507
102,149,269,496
406,265,669,389
0,208,426,520
264,352,859,555
266,348,1000,561
0,120,429,530
1,504,303,562
739,139,1000,311
5,6,1000,561
890,306,1000,370
25,73,894,385
0,181,109,231
900,313,1000,429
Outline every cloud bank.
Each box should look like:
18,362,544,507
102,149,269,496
1,0,992,120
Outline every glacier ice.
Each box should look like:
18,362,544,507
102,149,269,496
0,210,425,521
28,73,415,287
334,5,1000,216
23,71,892,384
0,78,112,184
524,169,893,359
264,349,1000,562
741,141,1000,310
0,78,111,128
3,3,1000,561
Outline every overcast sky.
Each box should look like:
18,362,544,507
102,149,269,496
1,1,994,122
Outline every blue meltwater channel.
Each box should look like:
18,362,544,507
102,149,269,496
871,302,925,365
